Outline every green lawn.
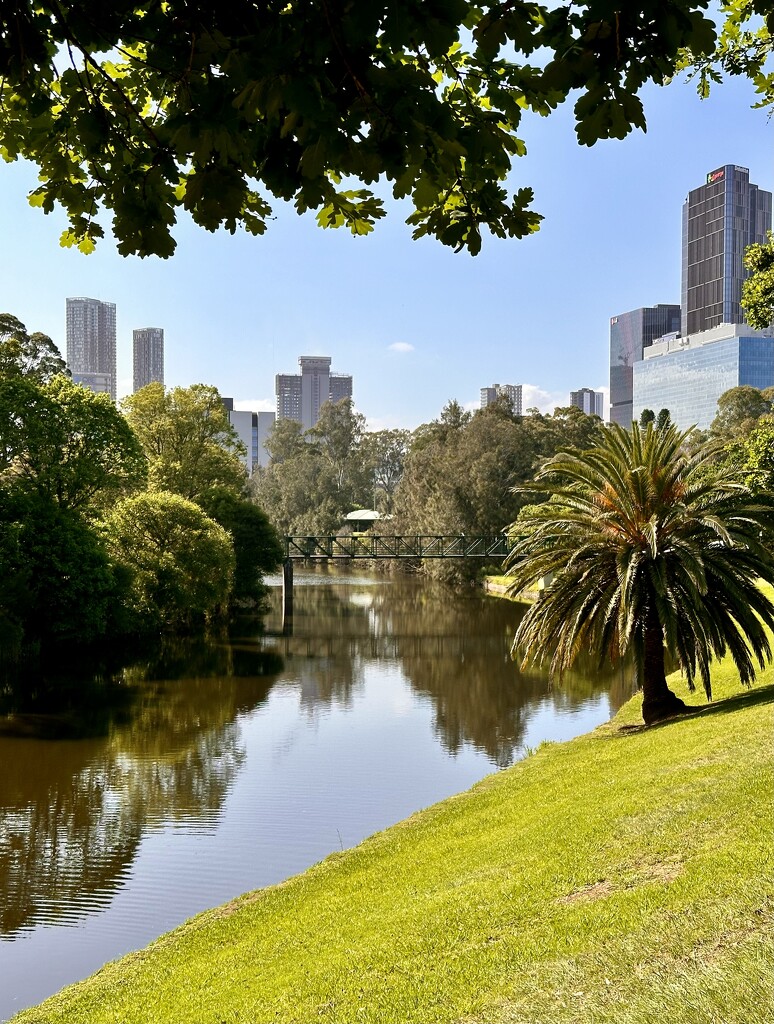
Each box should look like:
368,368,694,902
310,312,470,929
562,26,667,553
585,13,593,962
14,659,773,1024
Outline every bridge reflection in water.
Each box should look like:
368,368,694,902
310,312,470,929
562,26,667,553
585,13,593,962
281,534,510,628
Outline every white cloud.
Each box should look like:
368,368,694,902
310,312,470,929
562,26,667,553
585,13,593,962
521,384,567,415
233,398,276,413
388,341,415,353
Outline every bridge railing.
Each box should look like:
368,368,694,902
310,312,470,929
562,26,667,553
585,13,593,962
284,534,510,560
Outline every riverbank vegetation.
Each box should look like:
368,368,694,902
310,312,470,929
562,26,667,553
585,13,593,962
252,395,605,583
0,316,282,668
12,657,772,1024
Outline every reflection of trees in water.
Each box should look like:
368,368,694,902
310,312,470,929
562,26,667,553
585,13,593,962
0,641,282,938
386,587,633,764
267,577,631,766
264,585,373,710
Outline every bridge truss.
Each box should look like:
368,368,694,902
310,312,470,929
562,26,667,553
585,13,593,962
283,534,510,560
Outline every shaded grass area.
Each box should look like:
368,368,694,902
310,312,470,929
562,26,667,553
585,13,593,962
14,667,773,1023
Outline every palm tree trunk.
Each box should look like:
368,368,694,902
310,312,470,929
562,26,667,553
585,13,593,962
639,602,689,726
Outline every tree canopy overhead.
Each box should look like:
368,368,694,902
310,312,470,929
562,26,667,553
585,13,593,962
2,1,767,258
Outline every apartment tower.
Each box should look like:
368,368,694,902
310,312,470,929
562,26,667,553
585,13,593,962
276,356,353,430
66,297,117,400
480,384,523,415
570,388,603,417
133,327,164,392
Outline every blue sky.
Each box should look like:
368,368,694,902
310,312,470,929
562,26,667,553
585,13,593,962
0,71,771,430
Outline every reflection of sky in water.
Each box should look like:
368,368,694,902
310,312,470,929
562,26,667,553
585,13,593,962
0,572,624,1022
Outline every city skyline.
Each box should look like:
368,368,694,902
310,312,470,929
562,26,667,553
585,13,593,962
2,74,770,430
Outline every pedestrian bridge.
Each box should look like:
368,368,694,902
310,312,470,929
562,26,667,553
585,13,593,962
280,534,510,628
283,534,509,561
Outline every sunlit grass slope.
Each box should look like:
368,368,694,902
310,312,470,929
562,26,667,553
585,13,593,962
15,665,773,1024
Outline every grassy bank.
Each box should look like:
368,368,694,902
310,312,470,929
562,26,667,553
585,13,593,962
14,666,773,1023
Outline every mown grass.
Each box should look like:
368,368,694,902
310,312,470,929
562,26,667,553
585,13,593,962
14,649,773,1023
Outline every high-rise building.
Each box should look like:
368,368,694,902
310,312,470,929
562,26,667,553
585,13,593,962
133,327,164,392
276,356,353,429
609,304,681,426
681,164,772,336
570,388,603,417
633,322,774,430
299,356,331,430
66,297,117,400
329,373,354,405
480,383,523,415
275,374,302,422
225,405,276,472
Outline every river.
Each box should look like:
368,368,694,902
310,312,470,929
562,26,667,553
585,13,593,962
0,569,633,1020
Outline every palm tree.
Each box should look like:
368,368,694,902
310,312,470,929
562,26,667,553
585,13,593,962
505,422,774,725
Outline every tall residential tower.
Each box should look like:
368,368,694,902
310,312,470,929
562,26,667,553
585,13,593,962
66,297,117,400
480,384,523,415
570,388,603,417
133,327,164,392
276,356,353,429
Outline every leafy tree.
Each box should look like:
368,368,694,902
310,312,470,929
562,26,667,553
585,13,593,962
0,490,128,647
683,3,774,116
741,416,774,491
0,2,738,257
308,398,367,494
122,383,246,501
361,429,411,512
656,408,672,431
639,408,656,427
393,403,604,581
254,400,373,534
742,231,774,330
505,422,774,725
0,313,69,382
197,488,283,606
710,385,771,439
264,417,306,464
103,492,235,631
0,374,146,509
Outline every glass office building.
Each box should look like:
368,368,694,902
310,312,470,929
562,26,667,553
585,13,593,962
681,165,772,336
633,325,774,430
609,304,681,426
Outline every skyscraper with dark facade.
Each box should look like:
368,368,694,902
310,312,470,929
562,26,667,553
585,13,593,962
609,304,681,426
133,327,164,392
681,164,772,336
66,297,117,400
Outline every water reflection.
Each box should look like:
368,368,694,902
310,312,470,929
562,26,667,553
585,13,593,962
261,577,629,767
0,642,282,939
0,572,632,1021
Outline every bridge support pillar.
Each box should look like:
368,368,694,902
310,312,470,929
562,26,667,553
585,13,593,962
282,559,294,634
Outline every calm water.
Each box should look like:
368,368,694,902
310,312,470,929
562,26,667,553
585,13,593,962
0,570,632,1020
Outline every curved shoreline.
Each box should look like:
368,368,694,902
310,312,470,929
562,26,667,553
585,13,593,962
11,657,773,1024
